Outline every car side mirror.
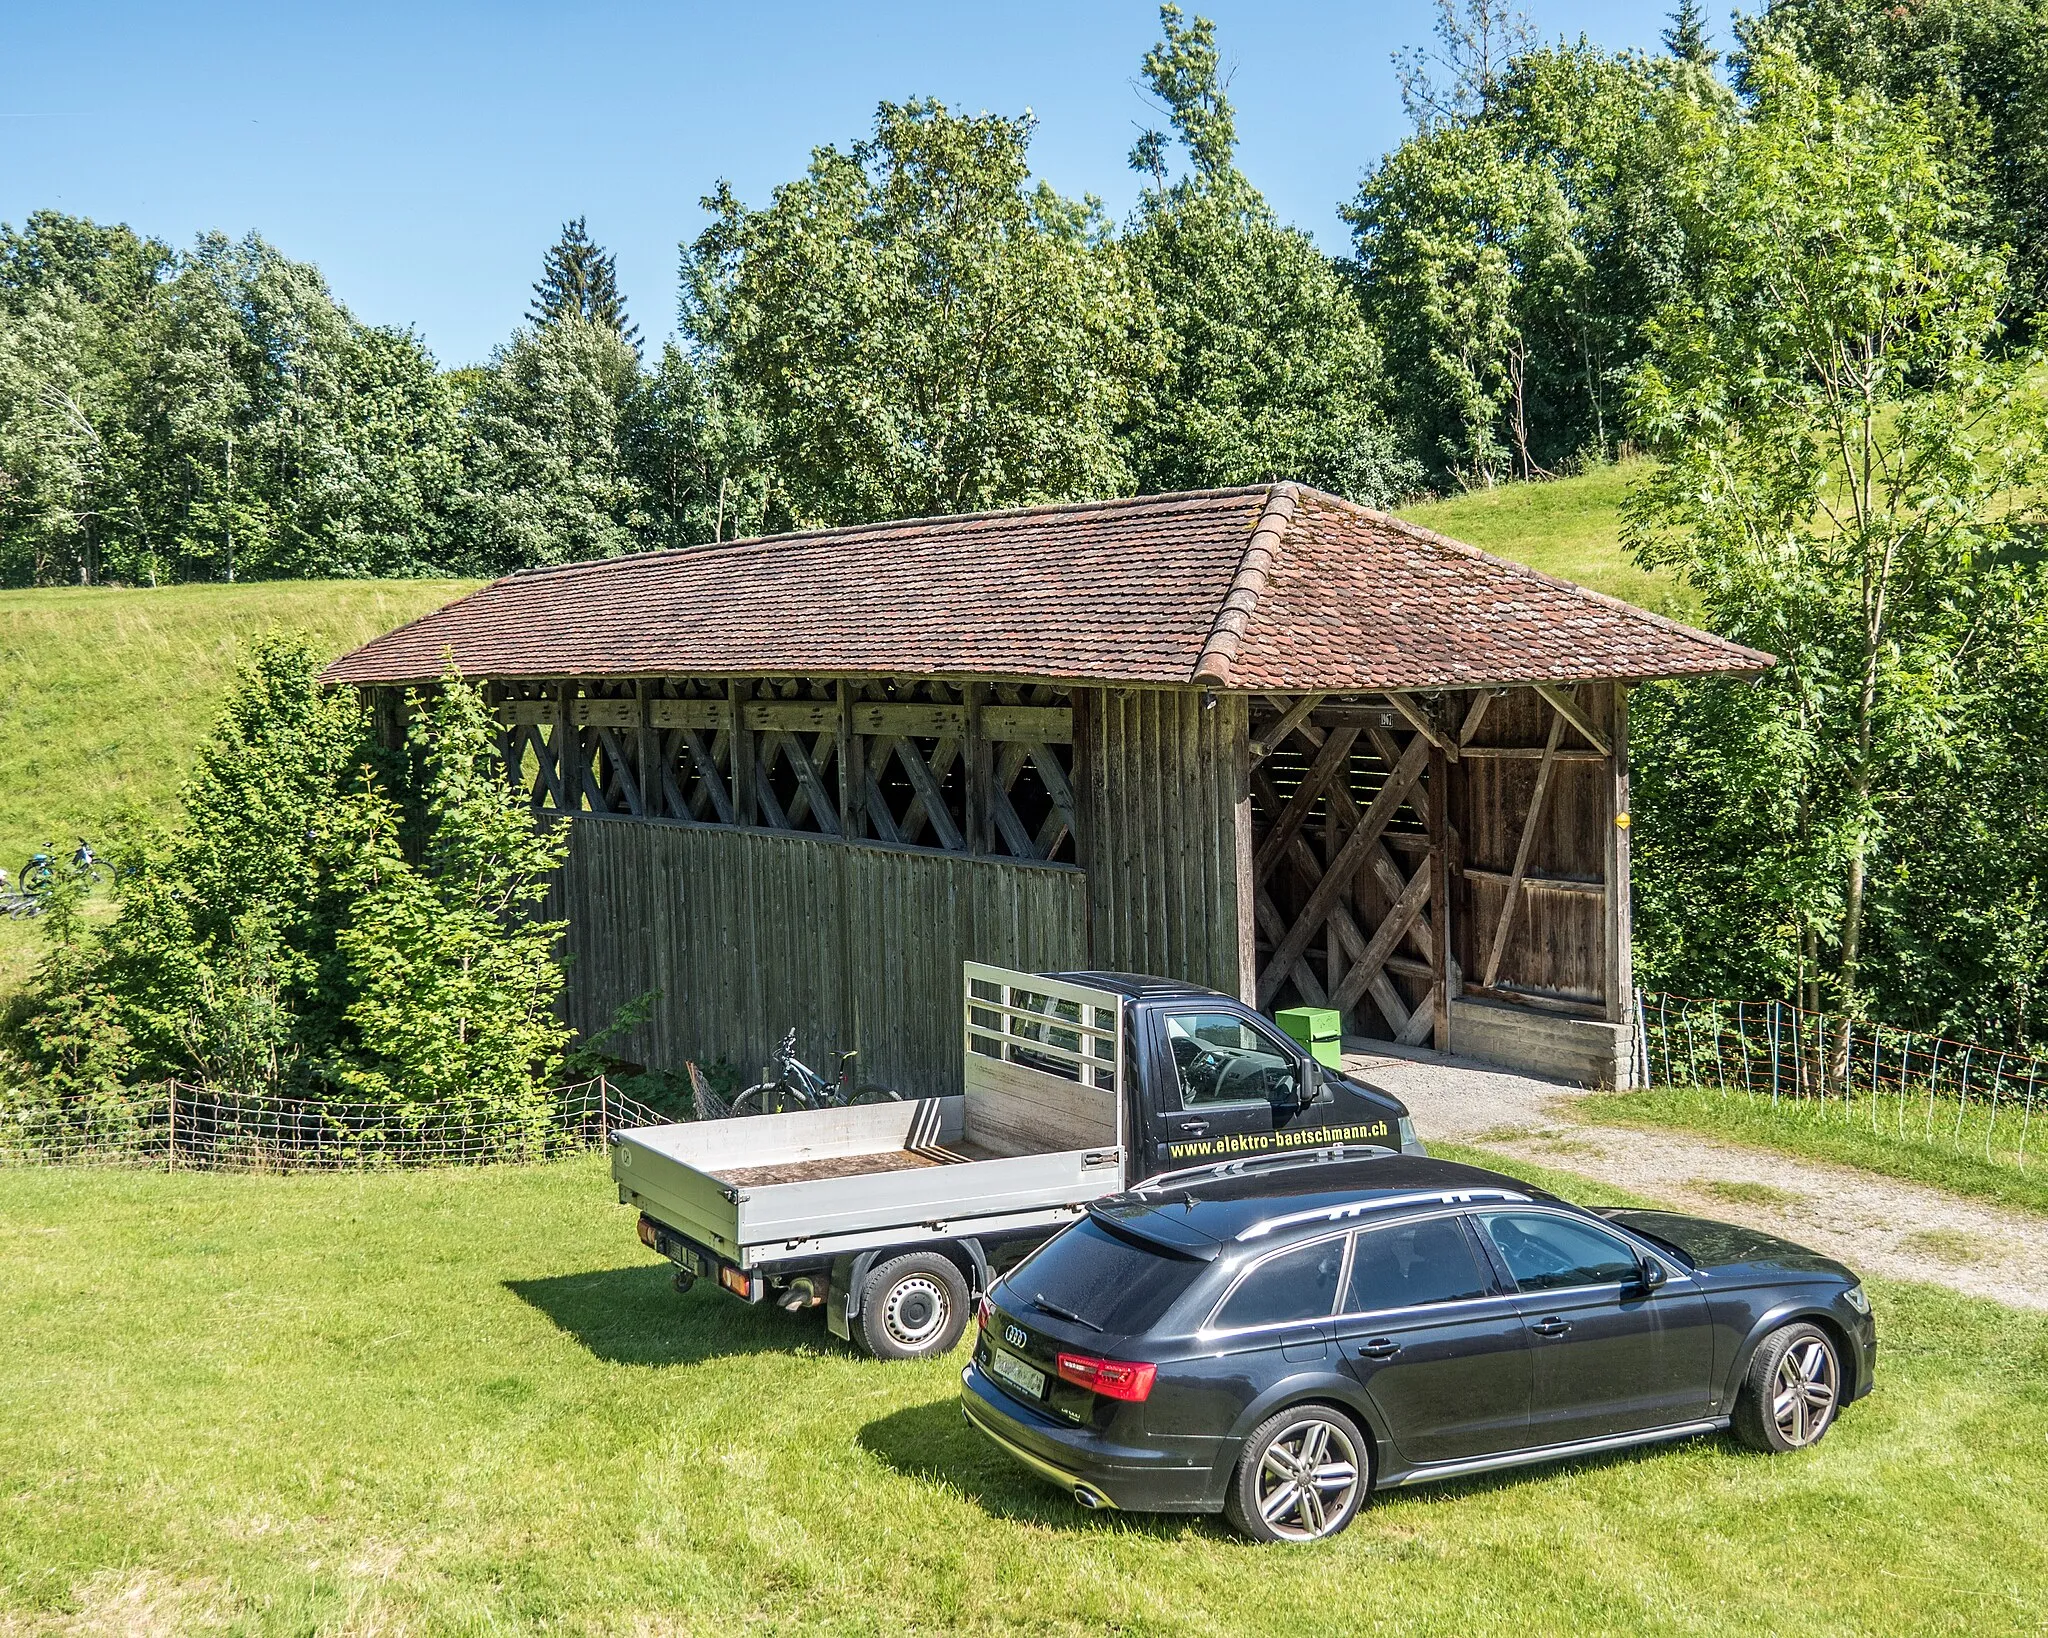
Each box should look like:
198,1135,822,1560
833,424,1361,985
1635,1257,1668,1294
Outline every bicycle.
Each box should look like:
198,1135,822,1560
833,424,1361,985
0,838,104,917
729,1028,902,1116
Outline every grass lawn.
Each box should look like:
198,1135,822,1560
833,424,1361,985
1398,459,1696,620
1578,1087,2048,1220
4,1151,2044,1635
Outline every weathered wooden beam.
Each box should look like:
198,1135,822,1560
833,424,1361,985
1463,866,1604,895
1604,680,1633,1028
657,728,690,819
1254,888,1330,1006
742,700,839,734
1252,727,1359,883
731,680,757,827
837,680,866,841
964,683,990,856
1385,692,1454,760
784,732,842,836
1458,690,1493,745
1330,857,1432,1017
681,727,735,825
596,726,644,817
1534,682,1611,757
854,702,966,738
1428,737,1450,1050
982,704,1072,744
1459,746,1608,762
1249,693,1325,763
889,737,966,852
1257,734,1428,1008
648,698,735,733
1481,708,1567,989
636,683,658,818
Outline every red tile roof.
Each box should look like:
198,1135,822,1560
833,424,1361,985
323,484,1772,691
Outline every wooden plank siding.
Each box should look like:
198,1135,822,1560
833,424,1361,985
1449,683,1626,1021
553,815,1087,1098
1076,687,1255,1002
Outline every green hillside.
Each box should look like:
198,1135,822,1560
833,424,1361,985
1396,458,1692,618
0,580,473,992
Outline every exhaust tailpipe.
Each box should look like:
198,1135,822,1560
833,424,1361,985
1072,1484,1108,1510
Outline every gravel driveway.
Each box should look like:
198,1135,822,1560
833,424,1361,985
1344,1038,2048,1312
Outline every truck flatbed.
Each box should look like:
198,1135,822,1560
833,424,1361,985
715,1139,1004,1188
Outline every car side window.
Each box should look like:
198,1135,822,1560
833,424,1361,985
1162,1011,1301,1109
1344,1217,1491,1313
1213,1237,1347,1330
1478,1212,1641,1293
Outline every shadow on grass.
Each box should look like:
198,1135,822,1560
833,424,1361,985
506,1262,840,1366
857,1398,1214,1538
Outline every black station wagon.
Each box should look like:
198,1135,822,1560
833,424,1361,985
961,1151,1876,1542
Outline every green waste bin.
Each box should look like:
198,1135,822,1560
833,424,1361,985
1276,1006,1344,1070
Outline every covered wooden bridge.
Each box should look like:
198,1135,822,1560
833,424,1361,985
326,484,1767,1094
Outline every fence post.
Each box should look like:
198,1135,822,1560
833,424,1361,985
167,1081,177,1170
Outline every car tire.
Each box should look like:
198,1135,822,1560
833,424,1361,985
1223,1403,1370,1544
857,1252,970,1360
1732,1321,1842,1453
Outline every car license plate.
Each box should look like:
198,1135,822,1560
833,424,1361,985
991,1350,1047,1399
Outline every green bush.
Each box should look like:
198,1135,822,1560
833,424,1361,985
4,631,568,1128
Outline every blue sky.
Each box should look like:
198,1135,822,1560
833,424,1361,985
3,2,1677,368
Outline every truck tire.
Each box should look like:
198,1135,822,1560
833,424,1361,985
858,1251,970,1360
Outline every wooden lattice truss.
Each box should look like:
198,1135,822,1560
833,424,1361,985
489,676,1079,864
1251,682,1616,1044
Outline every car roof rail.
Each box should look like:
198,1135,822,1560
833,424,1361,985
1236,1187,1531,1242
1134,1144,1397,1193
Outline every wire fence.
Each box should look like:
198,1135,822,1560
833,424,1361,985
0,1077,675,1173
1634,989,2041,1171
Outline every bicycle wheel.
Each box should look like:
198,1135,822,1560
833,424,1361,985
845,1083,903,1105
731,1080,812,1117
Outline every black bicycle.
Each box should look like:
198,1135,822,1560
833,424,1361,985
729,1029,901,1116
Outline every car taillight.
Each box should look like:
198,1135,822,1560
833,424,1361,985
1055,1351,1157,1402
976,1293,994,1333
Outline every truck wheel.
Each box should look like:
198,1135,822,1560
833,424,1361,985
858,1252,970,1360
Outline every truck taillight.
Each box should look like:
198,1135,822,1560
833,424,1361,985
1055,1351,1157,1402
636,1215,659,1250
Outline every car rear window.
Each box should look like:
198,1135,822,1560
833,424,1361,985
1009,1218,1206,1332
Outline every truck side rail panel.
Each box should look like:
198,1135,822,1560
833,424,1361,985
963,964,1126,1158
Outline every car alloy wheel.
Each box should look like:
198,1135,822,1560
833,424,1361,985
1733,1321,1844,1454
1771,1334,1839,1448
1232,1408,1366,1542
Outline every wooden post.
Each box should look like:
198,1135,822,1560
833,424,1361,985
1604,681,1634,1024
636,681,658,818
963,682,989,856
731,678,756,827
1428,723,1451,1051
1225,690,1257,1005
837,679,866,840
553,684,576,815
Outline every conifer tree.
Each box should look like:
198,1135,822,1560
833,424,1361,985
1662,0,1717,68
528,216,640,351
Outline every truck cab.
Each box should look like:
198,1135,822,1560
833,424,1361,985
1046,972,1418,1179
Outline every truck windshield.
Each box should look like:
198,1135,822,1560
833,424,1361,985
1006,1219,1205,1332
